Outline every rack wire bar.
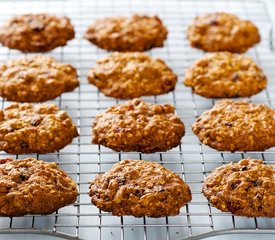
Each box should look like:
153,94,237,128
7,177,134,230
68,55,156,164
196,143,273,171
0,0,274,239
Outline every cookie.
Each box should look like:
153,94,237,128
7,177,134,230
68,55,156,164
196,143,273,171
90,159,191,217
203,159,275,217
0,14,74,52
187,12,260,53
184,52,266,98
0,55,79,102
92,99,185,153
87,52,177,99
0,157,78,216
84,15,168,51
192,100,275,152
0,103,78,154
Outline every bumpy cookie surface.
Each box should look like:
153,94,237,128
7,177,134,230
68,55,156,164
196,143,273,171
0,55,79,102
203,159,275,217
92,99,185,153
0,103,78,154
187,12,260,53
0,14,74,52
184,52,266,98
84,15,167,51
90,159,191,217
0,158,78,216
192,100,275,152
88,52,177,99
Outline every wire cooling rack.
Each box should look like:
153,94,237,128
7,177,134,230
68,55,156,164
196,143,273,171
0,0,274,239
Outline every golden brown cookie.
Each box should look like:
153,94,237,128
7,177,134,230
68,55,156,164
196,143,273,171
0,14,74,52
0,55,79,102
187,12,260,53
184,52,266,98
90,159,191,217
87,52,177,99
192,100,275,152
0,103,78,154
84,15,168,51
0,157,78,216
92,99,185,153
203,159,275,217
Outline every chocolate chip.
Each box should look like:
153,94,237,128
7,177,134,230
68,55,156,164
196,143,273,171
32,26,44,31
164,80,172,85
133,100,142,106
230,183,238,189
158,187,165,192
209,19,219,25
93,73,99,80
28,20,45,31
19,174,28,182
115,176,126,186
225,122,232,127
240,166,247,171
232,73,239,82
20,141,28,149
31,117,43,126
255,193,262,199
134,189,143,197
252,181,259,187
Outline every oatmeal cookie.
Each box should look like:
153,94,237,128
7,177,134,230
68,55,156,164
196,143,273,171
0,14,74,52
90,159,191,217
187,12,260,53
92,99,185,153
0,103,78,154
0,55,79,102
202,159,275,217
0,157,78,216
192,100,275,152
87,52,177,99
84,15,168,51
184,52,266,98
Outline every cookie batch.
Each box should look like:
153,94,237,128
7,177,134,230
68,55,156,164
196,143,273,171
0,103,78,154
0,158,78,216
0,10,273,220
0,14,74,52
87,52,177,99
202,159,275,218
187,12,260,53
0,55,79,102
90,159,191,217
192,100,275,152
84,15,168,52
184,52,266,98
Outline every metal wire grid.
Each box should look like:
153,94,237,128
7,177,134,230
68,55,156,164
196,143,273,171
0,0,274,239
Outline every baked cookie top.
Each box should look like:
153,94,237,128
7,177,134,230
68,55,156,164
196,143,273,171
203,159,275,217
184,52,266,98
84,15,168,51
192,100,275,152
0,55,79,102
0,103,78,154
0,14,74,52
187,12,260,53
92,99,185,153
87,52,177,99
0,157,78,216
90,159,191,217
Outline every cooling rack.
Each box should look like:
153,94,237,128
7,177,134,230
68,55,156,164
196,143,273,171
0,0,274,239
